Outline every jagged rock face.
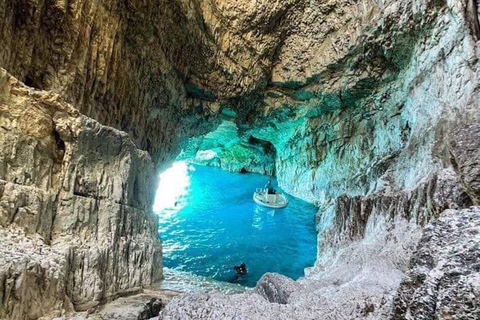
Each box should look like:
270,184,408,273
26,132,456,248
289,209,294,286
158,206,480,320
391,207,480,320
0,0,219,166
319,168,470,254
177,120,276,175
254,273,302,304
450,122,480,205
0,69,161,319
247,0,480,203
0,227,72,320
1,0,480,320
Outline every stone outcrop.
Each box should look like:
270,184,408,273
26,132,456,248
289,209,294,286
0,69,161,319
254,273,301,304
450,122,480,205
50,290,179,320
0,227,71,320
158,205,480,320
391,206,480,320
317,168,471,258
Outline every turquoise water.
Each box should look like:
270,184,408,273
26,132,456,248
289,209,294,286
154,162,318,287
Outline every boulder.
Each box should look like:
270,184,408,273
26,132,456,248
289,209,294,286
254,273,302,304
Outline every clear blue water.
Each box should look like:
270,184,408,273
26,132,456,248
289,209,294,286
154,162,318,287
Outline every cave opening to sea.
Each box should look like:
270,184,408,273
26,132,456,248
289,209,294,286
153,161,318,288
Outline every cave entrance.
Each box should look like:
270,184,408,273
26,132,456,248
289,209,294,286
154,159,318,290
176,120,277,176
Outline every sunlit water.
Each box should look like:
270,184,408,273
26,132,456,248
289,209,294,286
154,162,318,288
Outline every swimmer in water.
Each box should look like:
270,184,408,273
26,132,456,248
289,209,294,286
234,262,247,275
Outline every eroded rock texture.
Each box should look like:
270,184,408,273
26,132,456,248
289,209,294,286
0,0,221,166
391,206,480,320
1,0,480,319
450,122,480,205
0,69,161,319
159,206,480,320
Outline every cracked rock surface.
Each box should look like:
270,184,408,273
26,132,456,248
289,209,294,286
392,206,480,320
1,0,480,319
0,69,161,319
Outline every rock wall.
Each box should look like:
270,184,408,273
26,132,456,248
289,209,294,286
1,0,480,319
158,0,480,318
242,0,480,203
177,120,276,175
392,206,480,320
0,69,161,319
0,0,221,166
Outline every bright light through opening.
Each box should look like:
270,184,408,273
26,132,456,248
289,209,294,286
153,161,192,215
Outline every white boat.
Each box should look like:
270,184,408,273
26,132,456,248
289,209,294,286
253,188,288,209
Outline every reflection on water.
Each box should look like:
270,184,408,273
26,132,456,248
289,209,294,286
154,163,317,287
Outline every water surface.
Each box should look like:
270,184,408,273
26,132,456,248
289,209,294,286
154,162,317,287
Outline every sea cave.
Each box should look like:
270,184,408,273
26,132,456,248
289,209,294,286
0,0,479,319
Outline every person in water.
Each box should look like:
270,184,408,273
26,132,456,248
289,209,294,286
234,262,247,275
265,178,275,194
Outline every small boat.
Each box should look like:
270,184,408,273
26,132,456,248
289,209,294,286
253,188,288,209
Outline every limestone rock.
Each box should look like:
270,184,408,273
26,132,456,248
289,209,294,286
0,227,72,320
391,207,480,319
1,0,480,319
0,0,219,166
320,168,471,252
0,69,161,319
93,295,164,320
254,273,302,304
450,122,480,205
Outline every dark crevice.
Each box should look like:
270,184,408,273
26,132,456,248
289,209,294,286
248,135,276,158
24,75,37,88
133,177,141,207
10,206,19,224
467,0,480,40
54,129,66,162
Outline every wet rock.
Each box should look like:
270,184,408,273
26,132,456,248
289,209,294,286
391,207,480,320
255,273,302,304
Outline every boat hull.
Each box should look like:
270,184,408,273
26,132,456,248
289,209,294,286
253,192,288,209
